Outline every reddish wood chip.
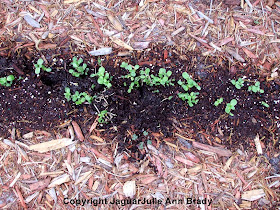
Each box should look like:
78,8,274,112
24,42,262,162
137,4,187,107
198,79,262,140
29,178,51,191
175,156,194,166
192,142,232,157
72,121,84,141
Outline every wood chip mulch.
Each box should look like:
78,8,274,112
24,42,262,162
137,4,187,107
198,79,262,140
0,0,280,209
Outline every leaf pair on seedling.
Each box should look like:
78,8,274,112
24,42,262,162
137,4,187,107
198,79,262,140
151,68,173,86
231,78,244,89
64,87,93,105
178,72,201,92
90,66,112,88
214,97,224,107
177,72,201,107
98,110,108,124
225,99,237,116
69,57,88,77
121,62,140,93
0,75,15,87
121,62,173,93
34,59,51,75
248,81,264,93
214,98,237,116
178,92,199,107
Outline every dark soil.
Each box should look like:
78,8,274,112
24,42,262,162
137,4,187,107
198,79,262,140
0,44,279,153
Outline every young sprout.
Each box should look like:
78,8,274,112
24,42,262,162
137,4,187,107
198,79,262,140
151,68,173,86
64,87,93,105
139,68,151,85
121,62,140,93
231,78,244,89
64,87,71,101
90,66,112,88
225,99,237,116
178,72,201,91
0,75,15,87
138,142,144,150
178,92,199,107
214,97,224,106
34,58,51,75
248,81,264,93
98,110,108,124
143,131,149,136
261,101,269,108
132,134,138,140
69,56,88,77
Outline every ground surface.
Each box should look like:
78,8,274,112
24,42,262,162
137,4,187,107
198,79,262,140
0,0,280,209
0,44,279,151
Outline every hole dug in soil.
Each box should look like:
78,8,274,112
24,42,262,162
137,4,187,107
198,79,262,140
0,45,279,155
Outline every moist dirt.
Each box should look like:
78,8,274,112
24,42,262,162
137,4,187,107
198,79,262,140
0,44,279,155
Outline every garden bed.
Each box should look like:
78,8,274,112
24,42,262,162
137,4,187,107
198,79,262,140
0,44,279,154
1,0,280,209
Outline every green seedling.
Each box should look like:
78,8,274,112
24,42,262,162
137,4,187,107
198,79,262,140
143,131,149,136
261,101,269,108
178,92,199,107
214,97,224,106
64,87,93,105
138,142,144,150
69,56,88,77
90,66,112,88
98,110,108,124
34,58,51,75
64,87,72,101
121,62,140,93
248,81,264,93
225,99,237,116
72,91,93,105
121,62,139,77
178,72,201,91
139,68,152,85
132,134,138,141
231,78,244,89
151,68,173,86
0,75,15,87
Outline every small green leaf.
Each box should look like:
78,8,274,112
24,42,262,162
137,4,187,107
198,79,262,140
78,58,83,65
98,66,105,75
231,99,237,106
120,62,127,68
35,68,41,75
143,131,148,136
0,78,6,85
138,142,144,150
225,106,231,113
132,134,138,140
178,80,183,85
167,71,172,77
182,72,190,80
159,68,166,75
6,75,15,81
65,87,70,93
37,59,44,65
261,101,269,108
97,77,104,84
